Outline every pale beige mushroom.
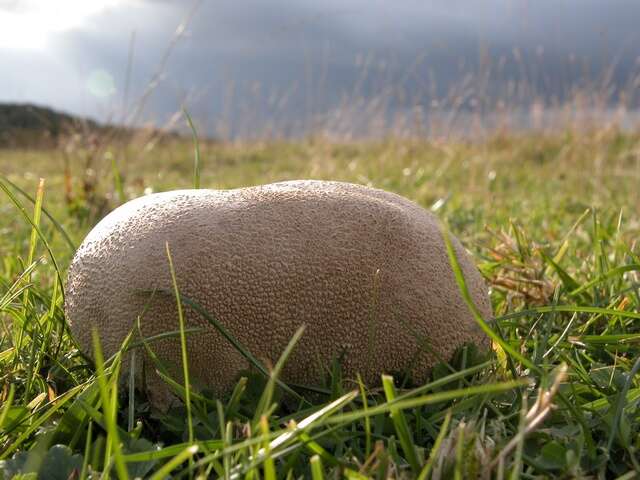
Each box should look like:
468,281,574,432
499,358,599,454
65,180,491,406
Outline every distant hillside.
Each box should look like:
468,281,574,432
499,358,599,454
0,103,189,149
0,103,101,148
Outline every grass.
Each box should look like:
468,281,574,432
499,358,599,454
0,127,639,478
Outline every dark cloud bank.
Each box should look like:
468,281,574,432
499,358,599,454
2,0,640,138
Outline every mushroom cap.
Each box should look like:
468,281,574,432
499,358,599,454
65,180,491,400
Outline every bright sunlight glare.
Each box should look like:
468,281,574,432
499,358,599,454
0,0,124,50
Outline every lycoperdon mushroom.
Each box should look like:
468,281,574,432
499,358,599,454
65,180,491,404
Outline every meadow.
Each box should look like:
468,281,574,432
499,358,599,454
0,125,639,478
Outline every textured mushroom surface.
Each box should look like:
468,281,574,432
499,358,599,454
65,180,492,403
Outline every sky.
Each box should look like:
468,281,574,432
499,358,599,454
1,0,639,137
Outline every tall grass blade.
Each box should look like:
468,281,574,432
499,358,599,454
80,421,93,480
328,380,528,425
0,175,76,251
606,355,640,454
0,177,66,301
356,374,372,458
253,325,306,424
167,292,307,403
382,374,420,473
109,152,127,204
217,400,231,480
568,264,640,296
15,179,44,380
496,305,640,322
440,222,539,372
164,242,194,444
127,350,136,432
418,409,452,480
260,415,276,480
183,107,202,189
91,329,129,480
509,395,527,480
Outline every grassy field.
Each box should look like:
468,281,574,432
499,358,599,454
1,128,639,478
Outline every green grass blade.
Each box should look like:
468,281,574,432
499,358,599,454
382,374,420,473
165,241,194,445
0,177,66,301
80,421,93,480
541,250,583,293
229,391,358,477
182,107,202,189
123,441,222,463
344,468,369,479
254,325,306,424
328,380,528,425
0,174,76,251
356,374,372,458
216,400,231,480
0,259,41,310
496,305,640,322
15,179,44,382
260,415,276,480
127,350,136,432
109,152,127,204
418,409,452,480
440,223,539,373
149,445,199,480
543,207,591,278
91,329,129,480
568,264,640,296
0,382,86,458
606,355,640,454
310,455,324,480
299,432,339,467
161,292,307,404
0,384,16,430
125,326,204,351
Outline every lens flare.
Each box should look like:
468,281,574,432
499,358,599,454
86,69,116,98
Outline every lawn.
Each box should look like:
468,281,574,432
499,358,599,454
1,128,639,478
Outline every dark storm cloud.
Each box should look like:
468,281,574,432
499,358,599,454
2,0,639,136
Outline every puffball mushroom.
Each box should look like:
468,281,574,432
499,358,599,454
65,180,491,405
